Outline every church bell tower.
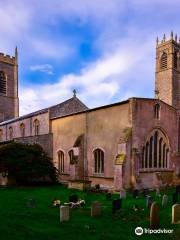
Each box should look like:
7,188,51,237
0,48,19,122
155,32,180,111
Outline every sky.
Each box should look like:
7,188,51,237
0,0,180,115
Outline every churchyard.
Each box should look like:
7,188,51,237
0,185,179,240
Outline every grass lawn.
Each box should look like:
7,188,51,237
0,186,179,240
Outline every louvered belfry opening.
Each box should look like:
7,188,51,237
160,52,167,70
0,71,6,95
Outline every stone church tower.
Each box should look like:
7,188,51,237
0,48,19,122
155,32,180,111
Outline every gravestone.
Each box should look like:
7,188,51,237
150,202,160,229
95,184,100,190
112,199,122,214
120,189,126,199
143,188,149,197
176,185,180,194
60,206,70,222
27,199,36,208
91,201,102,217
162,194,168,207
106,193,112,200
146,196,153,209
156,188,161,197
172,204,180,224
69,194,78,203
172,192,178,205
133,189,139,198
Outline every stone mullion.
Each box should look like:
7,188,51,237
157,136,159,169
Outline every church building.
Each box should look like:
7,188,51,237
0,33,180,190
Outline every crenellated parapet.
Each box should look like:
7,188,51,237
156,31,180,47
0,48,17,65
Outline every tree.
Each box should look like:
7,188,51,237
0,142,57,185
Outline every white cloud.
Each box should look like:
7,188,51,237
29,64,54,74
19,40,151,115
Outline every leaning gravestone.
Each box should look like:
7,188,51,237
120,189,126,199
172,192,178,205
112,199,122,214
162,194,168,207
146,196,153,209
91,201,102,217
69,194,78,203
172,204,180,224
60,206,70,222
150,202,160,229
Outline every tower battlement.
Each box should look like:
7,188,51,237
0,52,17,65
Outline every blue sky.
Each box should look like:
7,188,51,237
0,0,180,115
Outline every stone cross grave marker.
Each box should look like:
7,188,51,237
162,194,168,208
150,202,160,229
60,206,70,222
120,189,126,199
112,199,122,214
91,201,102,217
172,204,180,224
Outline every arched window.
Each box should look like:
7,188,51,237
20,123,25,137
141,129,169,170
160,52,167,70
174,51,178,69
34,119,40,136
58,151,64,173
154,104,160,119
0,71,7,95
9,126,13,140
94,148,104,174
68,149,74,164
0,129,3,141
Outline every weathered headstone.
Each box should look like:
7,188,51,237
162,194,168,207
106,193,112,200
91,201,102,217
112,199,122,214
120,189,126,199
69,194,78,203
172,204,180,224
156,188,161,197
146,196,153,209
176,185,180,194
27,199,36,208
60,206,70,222
150,202,160,229
172,192,178,204
133,189,139,198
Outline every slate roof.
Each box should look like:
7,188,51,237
0,96,88,126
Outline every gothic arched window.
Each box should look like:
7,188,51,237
34,119,40,136
141,129,169,170
154,104,160,119
20,123,25,137
94,148,104,174
58,150,64,173
174,51,178,69
160,52,167,70
9,126,13,140
0,71,7,95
